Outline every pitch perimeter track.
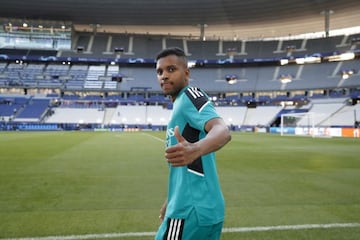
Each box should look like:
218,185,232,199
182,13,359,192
2,223,360,240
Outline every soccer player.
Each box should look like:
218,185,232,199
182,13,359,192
154,47,231,239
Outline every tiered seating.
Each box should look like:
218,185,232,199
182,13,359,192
146,106,171,125
82,95,103,101
120,67,159,91
62,94,81,100
103,81,118,90
292,62,341,90
165,38,184,51
84,65,105,89
242,105,283,126
105,95,124,102
103,65,119,90
1,31,360,130
66,65,88,89
106,65,119,76
110,105,171,126
14,99,50,122
92,34,109,55
46,108,105,124
297,98,347,126
0,97,28,120
306,36,344,54
67,32,358,60
0,62,7,72
187,40,219,59
130,35,163,58
75,34,90,52
215,106,247,126
329,104,360,127
44,64,69,77
338,59,360,88
240,40,279,59
102,102,285,127
0,62,9,87
107,34,131,55
36,63,68,88
3,63,25,86
147,95,171,105
21,63,45,87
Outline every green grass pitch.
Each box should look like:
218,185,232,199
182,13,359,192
0,131,360,240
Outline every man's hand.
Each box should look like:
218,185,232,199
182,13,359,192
165,118,231,167
165,126,200,166
159,200,167,222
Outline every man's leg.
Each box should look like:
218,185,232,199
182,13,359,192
155,209,223,240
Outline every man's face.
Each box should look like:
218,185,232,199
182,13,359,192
156,55,189,101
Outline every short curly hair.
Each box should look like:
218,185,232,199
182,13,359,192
156,47,188,66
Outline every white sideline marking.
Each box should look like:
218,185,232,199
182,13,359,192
142,132,165,143
222,222,360,233
0,232,155,240
2,223,360,240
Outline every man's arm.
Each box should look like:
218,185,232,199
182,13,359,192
165,118,231,167
159,198,167,222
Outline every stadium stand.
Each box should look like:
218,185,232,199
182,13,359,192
329,103,360,127
54,32,357,60
297,97,349,126
46,107,105,124
0,30,359,133
13,98,50,122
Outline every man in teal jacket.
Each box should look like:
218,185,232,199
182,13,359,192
155,47,231,240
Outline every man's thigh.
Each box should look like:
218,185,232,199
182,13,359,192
155,210,223,240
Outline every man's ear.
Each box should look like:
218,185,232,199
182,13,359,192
185,68,190,82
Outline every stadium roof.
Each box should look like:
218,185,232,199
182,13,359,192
0,0,359,40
